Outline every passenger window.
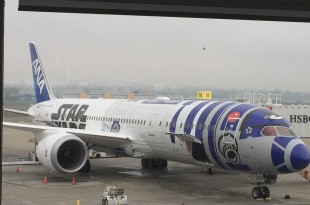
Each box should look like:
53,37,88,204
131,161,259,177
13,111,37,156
261,126,278,136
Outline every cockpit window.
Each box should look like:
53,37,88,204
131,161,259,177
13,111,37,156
277,126,293,136
289,127,299,137
261,126,295,137
261,126,278,136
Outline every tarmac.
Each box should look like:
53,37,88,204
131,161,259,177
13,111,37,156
2,116,310,205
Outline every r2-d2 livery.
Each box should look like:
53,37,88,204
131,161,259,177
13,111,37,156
128,100,310,199
3,42,310,200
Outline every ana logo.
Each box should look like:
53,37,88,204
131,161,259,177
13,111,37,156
32,58,46,95
111,121,121,133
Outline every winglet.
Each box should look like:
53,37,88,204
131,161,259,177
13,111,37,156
29,42,56,103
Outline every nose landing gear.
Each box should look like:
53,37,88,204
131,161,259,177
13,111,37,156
250,174,271,200
252,184,270,200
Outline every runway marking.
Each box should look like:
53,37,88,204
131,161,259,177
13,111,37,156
3,181,32,188
108,165,140,170
118,170,150,177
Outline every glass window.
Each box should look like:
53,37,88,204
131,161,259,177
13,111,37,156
180,123,183,128
276,127,293,136
290,127,298,137
261,126,278,136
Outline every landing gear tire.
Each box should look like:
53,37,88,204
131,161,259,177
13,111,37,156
141,159,168,169
141,159,148,169
252,186,270,200
252,187,261,200
79,160,91,173
148,159,157,169
262,186,270,199
158,160,168,169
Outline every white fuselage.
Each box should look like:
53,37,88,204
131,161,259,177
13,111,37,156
29,98,310,175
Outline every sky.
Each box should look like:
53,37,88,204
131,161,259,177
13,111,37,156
4,0,310,92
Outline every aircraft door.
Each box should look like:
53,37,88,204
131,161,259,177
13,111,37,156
147,114,162,143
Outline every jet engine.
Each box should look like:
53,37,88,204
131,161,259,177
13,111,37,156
36,132,88,173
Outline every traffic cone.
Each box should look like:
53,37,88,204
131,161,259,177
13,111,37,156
16,166,20,173
43,176,48,184
72,177,76,185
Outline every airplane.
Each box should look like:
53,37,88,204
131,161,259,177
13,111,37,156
3,42,310,200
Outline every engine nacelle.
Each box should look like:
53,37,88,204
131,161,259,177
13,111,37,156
36,132,88,173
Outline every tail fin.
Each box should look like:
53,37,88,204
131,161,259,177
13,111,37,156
29,42,56,103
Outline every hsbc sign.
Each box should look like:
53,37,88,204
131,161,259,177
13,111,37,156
290,115,310,123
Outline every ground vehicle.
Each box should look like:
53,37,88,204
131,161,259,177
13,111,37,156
102,186,127,205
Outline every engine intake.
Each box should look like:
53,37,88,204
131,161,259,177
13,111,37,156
36,132,88,173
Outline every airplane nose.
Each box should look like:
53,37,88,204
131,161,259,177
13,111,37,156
290,143,310,171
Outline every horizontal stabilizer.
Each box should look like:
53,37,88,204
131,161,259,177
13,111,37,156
165,132,202,144
4,108,32,116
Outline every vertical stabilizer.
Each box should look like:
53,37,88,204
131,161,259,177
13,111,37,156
29,42,56,103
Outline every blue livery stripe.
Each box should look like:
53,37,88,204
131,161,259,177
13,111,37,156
226,163,251,171
220,104,254,131
208,102,236,168
274,137,294,149
169,101,195,143
277,165,291,173
195,101,222,140
184,101,210,134
271,144,285,166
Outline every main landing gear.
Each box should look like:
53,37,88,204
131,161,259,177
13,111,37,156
141,159,168,169
79,160,91,173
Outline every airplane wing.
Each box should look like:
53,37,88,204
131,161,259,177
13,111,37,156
3,122,131,145
4,108,32,116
